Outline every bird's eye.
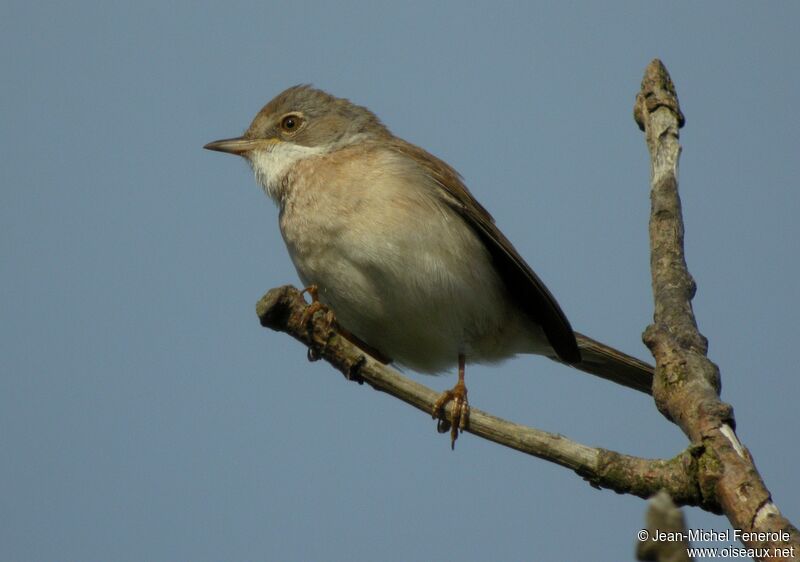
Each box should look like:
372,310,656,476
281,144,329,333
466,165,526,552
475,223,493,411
280,114,302,132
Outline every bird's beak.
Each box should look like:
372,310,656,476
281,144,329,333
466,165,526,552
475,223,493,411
203,136,278,155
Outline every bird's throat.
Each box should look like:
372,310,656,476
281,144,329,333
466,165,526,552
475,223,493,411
249,143,328,203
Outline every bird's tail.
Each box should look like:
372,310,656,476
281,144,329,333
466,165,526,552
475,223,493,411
566,332,654,394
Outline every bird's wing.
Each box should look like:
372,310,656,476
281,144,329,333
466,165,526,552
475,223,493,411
387,140,581,364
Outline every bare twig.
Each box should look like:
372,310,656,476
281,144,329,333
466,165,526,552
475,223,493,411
636,491,692,562
634,58,799,561
256,285,702,504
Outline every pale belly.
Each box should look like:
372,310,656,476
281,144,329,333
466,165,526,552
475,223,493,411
278,189,545,373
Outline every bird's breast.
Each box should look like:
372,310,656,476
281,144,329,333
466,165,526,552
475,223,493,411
275,148,540,372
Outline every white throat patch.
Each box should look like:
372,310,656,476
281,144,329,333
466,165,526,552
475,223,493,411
248,142,327,203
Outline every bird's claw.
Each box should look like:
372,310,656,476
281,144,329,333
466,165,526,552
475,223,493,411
299,284,337,362
299,285,324,326
432,379,469,449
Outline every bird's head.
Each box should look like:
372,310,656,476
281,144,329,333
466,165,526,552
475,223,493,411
204,85,390,200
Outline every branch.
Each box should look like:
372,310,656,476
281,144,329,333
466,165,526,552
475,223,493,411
256,285,702,505
634,59,799,560
636,491,692,562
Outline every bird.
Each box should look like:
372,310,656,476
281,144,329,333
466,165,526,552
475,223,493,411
204,85,653,447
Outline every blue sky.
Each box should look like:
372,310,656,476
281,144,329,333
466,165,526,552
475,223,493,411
2,2,798,561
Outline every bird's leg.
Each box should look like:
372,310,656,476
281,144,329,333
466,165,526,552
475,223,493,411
432,353,469,449
300,284,325,326
300,285,392,365
300,285,336,361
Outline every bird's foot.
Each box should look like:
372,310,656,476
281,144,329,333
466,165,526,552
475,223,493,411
299,285,336,361
432,376,469,449
300,285,326,326
299,285,392,368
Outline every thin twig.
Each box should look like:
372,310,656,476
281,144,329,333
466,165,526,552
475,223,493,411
257,285,702,505
636,491,692,562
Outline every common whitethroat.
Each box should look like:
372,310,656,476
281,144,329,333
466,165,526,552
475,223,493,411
205,85,653,447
